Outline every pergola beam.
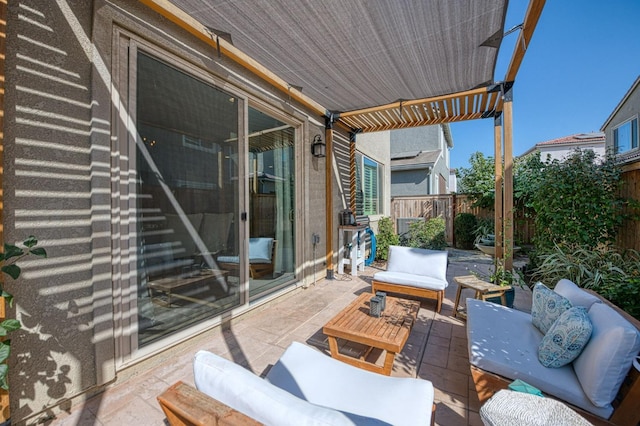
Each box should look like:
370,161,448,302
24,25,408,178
505,0,546,82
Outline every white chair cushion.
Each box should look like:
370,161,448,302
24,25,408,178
466,299,612,418
573,303,640,408
554,279,602,310
266,342,434,426
193,350,362,425
373,270,447,290
385,245,448,282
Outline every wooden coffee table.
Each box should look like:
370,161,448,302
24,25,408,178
323,293,420,375
148,269,229,307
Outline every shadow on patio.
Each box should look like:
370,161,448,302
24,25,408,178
47,248,532,426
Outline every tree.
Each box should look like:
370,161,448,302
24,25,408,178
456,152,495,208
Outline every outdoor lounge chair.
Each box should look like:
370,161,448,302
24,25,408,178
372,245,449,313
157,341,436,425
217,237,277,279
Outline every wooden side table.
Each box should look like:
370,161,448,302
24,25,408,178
453,275,511,319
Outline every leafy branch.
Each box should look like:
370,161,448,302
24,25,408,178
0,236,47,390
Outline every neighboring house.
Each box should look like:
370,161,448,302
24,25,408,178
354,132,391,233
519,132,605,162
449,169,458,193
601,75,640,165
389,125,454,196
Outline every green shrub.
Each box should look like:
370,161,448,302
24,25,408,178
454,213,477,249
375,217,399,261
473,218,494,244
403,217,446,250
532,244,640,320
531,150,626,258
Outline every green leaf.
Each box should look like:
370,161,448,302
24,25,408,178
0,341,10,364
0,319,20,333
29,247,47,258
0,364,8,390
2,244,24,261
23,235,38,248
1,264,21,280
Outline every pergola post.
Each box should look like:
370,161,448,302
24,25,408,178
325,117,335,279
493,112,504,261
503,83,515,271
349,132,357,214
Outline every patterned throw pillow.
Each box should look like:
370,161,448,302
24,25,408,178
531,282,572,334
538,306,593,368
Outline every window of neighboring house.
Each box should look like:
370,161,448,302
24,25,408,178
614,118,638,154
355,153,383,215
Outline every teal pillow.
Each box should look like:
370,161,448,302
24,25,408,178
531,282,572,334
538,306,593,368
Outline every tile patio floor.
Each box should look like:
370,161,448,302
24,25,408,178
46,249,532,426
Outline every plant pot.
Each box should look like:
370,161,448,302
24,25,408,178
486,287,515,308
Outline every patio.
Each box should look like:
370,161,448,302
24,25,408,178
46,248,532,426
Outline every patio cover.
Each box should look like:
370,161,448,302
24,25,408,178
145,0,526,131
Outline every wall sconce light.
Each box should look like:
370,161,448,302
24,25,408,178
311,134,326,158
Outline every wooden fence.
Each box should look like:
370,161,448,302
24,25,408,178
618,166,640,251
390,194,534,246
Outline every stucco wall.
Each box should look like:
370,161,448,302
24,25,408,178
355,131,391,232
390,126,440,154
5,1,341,423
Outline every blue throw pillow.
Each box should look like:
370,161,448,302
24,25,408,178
531,282,572,334
538,306,593,368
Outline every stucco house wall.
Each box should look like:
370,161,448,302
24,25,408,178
4,1,351,423
355,131,391,232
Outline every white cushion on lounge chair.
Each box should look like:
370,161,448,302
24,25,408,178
194,342,434,425
217,237,274,264
266,342,434,426
371,271,447,290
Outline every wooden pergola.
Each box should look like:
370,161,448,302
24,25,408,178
139,0,545,274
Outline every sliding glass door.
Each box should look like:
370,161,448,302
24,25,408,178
247,107,296,298
134,52,241,347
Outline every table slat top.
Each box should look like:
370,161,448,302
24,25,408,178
323,293,419,351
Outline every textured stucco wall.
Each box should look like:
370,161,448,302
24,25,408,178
355,131,391,231
5,0,335,423
390,126,440,154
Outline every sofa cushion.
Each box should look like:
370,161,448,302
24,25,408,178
538,306,592,368
466,299,612,418
385,245,448,282
249,237,273,263
554,279,602,310
531,282,573,334
193,350,367,425
372,271,447,291
266,342,434,426
573,303,640,408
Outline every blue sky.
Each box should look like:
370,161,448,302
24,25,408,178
449,1,640,170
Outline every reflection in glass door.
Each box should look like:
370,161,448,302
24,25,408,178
134,52,241,347
245,107,296,298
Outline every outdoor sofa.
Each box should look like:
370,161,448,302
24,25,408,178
372,245,448,313
467,279,640,425
158,341,436,425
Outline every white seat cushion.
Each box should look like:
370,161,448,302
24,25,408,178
466,299,612,418
266,342,434,426
193,349,365,425
373,270,447,290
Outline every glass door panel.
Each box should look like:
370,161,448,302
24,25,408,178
135,52,241,347
247,107,296,298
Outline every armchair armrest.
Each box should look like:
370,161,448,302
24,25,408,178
157,381,260,426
